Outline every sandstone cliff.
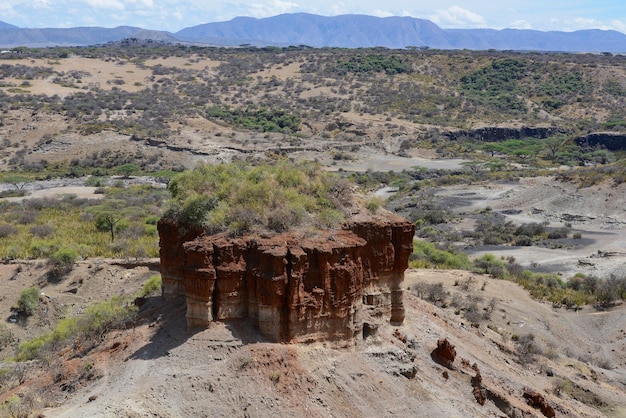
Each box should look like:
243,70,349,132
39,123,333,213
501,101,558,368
158,213,415,345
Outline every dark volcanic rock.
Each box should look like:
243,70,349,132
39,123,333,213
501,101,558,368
446,126,559,142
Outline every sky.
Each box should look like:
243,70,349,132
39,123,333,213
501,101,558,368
1,0,625,34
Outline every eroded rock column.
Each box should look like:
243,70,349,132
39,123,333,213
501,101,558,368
158,218,203,299
183,238,217,327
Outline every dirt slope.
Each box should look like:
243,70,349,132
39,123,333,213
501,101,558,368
21,268,622,418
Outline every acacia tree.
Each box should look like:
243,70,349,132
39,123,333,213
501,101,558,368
542,135,569,161
115,163,140,179
89,199,134,242
95,212,124,242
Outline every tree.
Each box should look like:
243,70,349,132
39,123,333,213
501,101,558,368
115,163,140,179
95,212,124,242
542,135,569,161
3,174,30,190
89,199,133,242
49,248,78,278
460,161,484,174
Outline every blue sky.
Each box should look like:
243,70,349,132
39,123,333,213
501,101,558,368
1,0,625,34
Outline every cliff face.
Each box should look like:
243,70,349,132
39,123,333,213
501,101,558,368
446,126,559,142
158,214,415,345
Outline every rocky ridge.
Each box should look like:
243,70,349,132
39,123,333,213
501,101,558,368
158,212,415,345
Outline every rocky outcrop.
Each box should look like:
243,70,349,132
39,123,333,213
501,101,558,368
575,132,626,151
431,338,456,368
446,126,560,142
157,220,204,299
523,390,555,418
158,213,415,345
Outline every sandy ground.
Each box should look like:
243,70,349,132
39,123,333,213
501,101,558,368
432,176,626,279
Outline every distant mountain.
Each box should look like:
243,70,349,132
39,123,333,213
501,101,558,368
176,13,626,52
444,27,626,53
176,14,451,49
0,26,162,48
0,20,18,30
0,13,625,53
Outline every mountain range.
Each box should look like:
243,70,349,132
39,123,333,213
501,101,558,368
1,13,625,53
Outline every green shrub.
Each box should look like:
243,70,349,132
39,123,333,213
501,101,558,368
15,295,136,361
29,240,59,258
365,197,383,214
79,295,136,338
0,323,14,348
49,247,77,275
410,240,471,270
316,208,345,229
17,286,40,316
473,254,509,279
138,275,162,297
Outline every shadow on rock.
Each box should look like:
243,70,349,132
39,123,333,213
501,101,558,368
127,296,201,361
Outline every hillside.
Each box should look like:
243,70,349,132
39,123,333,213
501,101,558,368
0,260,624,417
0,21,18,30
1,45,626,177
0,44,626,417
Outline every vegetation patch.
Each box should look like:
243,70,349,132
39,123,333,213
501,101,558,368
334,54,412,75
16,286,40,317
0,184,167,260
205,106,301,133
409,240,471,270
165,161,353,235
14,295,137,362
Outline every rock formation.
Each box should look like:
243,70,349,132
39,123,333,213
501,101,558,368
523,390,556,418
158,213,415,345
446,126,559,142
430,338,457,368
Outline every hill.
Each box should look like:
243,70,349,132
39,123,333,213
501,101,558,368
0,26,158,48
1,259,624,417
0,20,18,30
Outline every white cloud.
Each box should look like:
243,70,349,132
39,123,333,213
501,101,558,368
247,0,299,19
32,0,52,9
326,3,349,16
0,3,18,20
610,19,626,33
430,6,486,28
550,17,613,32
85,0,125,10
129,0,154,8
509,20,532,30
371,9,394,18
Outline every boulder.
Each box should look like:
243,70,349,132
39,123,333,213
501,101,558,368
523,390,555,418
430,338,456,368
